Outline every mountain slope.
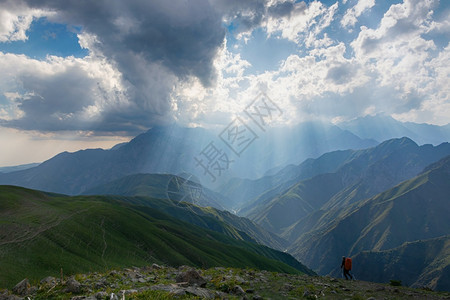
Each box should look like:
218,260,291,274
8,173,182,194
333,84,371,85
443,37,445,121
353,235,450,291
288,155,450,277
84,173,288,250
243,138,450,234
219,149,355,211
84,173,227,210
0,185,313,288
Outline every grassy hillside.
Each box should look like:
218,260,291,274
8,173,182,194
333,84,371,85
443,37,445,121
354,235,450,291
0,186,313,288
84,173,226,210
84,173,288,250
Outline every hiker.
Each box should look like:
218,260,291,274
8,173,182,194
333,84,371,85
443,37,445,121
341,256,353,280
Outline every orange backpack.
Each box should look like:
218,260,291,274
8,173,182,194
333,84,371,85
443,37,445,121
345,257,352,270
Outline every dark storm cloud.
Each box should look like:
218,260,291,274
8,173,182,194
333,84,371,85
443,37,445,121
0,0,300,134
23,0,225,86
1,0,227,134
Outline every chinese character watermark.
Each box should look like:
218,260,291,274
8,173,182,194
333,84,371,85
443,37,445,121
219,117,258,157
244,92,283,131
194,91,282,182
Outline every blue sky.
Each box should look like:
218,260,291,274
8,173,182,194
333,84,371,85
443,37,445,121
0,0,449,166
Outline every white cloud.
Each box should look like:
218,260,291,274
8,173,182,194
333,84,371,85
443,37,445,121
0,51,131,133
0,0,50,42
341,0,375,28
265,1,338,46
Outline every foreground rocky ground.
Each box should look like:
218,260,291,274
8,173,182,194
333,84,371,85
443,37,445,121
1,265,450,299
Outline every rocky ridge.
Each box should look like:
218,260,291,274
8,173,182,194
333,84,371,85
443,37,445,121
1,264,450,299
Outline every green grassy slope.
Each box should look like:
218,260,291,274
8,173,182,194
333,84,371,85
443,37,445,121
0,186,312,288
84,173,288,250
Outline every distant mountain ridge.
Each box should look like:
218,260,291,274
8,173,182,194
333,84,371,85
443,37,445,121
0,122,377,195
0,163,40,174
338,114,450,145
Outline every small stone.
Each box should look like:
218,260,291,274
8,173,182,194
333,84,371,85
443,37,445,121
12,278,30,296
138,278,146,283
124,289,138,295
152,263,162,269
231,285,246,295
65,277,82,294
40,276,57,287
95,291,108,299
109,292,119,300
366,297,376,300
303,289,310,297
252,295,263,300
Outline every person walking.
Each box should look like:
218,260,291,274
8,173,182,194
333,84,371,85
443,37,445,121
341,256,353,280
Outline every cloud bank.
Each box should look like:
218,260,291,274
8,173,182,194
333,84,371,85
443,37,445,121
0,0,448,137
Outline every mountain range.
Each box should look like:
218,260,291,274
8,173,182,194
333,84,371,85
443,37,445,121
216,138,450,290
1,117,450,292
286,155,450,289
0,122,379,195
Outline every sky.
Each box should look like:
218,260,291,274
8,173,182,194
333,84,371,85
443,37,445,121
0,0,449,166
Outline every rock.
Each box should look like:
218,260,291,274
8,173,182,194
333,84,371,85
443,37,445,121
109,293,119,300
231,285,246,296
185,287,214,299
94,278,108,289
246,288,255,293
214,291,229,298
303,289,311,297
95,291,108,299
71,296,96,300
252,296,263,300
40,276,57,287
366,297,376,300
0,293,22,300
12,278,30,296
123,289,138,295
175,269,207,287
152,263,162,270
65,277,82,294
282,283,294,291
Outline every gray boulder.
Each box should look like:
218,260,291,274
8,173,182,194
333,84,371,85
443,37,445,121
12,278,30,296
65,277,82,294
175,269,207,287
